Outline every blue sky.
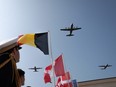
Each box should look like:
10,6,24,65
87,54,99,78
0,0,116,87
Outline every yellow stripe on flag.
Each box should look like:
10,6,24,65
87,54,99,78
18,34,36,47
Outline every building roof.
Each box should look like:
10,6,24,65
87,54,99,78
78,77,116,86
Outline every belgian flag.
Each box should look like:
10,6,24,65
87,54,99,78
18,32,49,55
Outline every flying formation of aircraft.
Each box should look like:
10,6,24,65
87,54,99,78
60,23,81,36
28,66,42,72
99,64,112,70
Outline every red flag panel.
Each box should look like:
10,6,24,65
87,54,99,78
54,55,65,77
45,64,52,71
63,82,73,87
62,72,70,81
44,73,51,84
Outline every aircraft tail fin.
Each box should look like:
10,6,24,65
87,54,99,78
66,34,74,36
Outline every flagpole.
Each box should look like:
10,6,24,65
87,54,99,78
48,31,56,87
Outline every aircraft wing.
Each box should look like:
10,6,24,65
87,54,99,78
36,67,42,69
29,68,34,69
108,65,112,67
99,64,112,67
73,27,81,30
99,65,105,67
60,28,81,31
60,29,71,31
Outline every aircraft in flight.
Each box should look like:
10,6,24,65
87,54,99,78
60,23,81,36
29,66,42,72
99,64,112,70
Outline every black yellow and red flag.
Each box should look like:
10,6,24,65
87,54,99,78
17,32,49,55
